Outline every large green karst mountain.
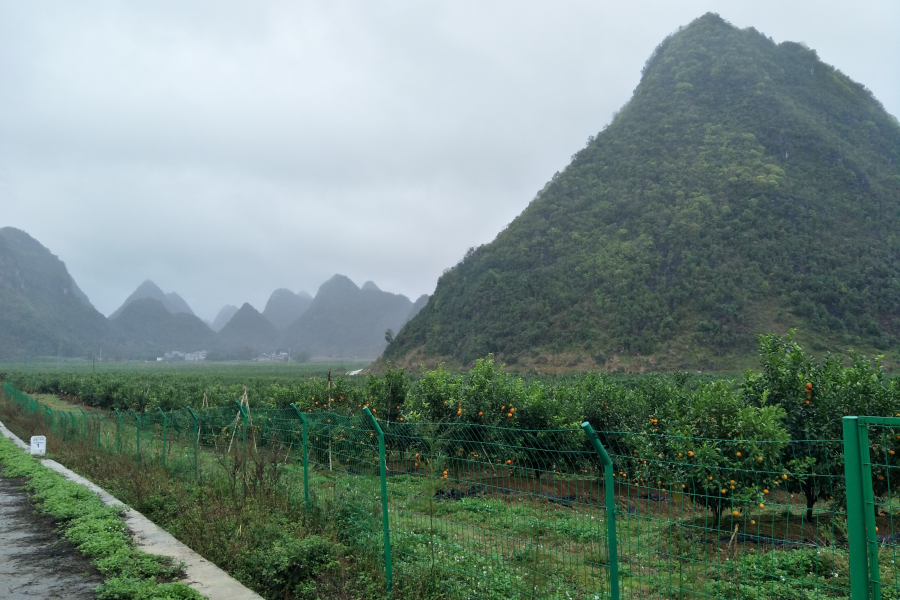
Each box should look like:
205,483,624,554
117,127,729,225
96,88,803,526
0,227,110,358
385,13,900,371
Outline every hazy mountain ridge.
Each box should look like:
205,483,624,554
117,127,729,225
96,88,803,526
109,298,219,354
218,303,279,353
0,227,421,360
110,280,195,319
262,288,313,330
210,305,239,332
405,294,429,324
281,275,413,358
385,13,900,371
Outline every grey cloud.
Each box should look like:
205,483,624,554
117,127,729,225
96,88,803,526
1,1,897,320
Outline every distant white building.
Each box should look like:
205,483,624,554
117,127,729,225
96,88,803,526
254,351,290,362
163,350,207,362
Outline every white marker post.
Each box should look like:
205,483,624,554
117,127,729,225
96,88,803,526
30,435,46,456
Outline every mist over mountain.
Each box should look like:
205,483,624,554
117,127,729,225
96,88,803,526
210,304,239,332
218,303,279,353
282,275,413,358
109,297,218,357
0,227,423,361
386,13,900,371
405,294,429,324
0,227,110,358
262,289,313,330
110,280,195,319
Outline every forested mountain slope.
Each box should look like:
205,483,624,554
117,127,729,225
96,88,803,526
385,13,900,371
0,227,110,358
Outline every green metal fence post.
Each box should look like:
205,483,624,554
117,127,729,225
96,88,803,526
843,416,871,600
46,406,54,431
236,401,248,495
581,421,620,600
157,407,168,468
96,412,102,449
79,407,87,440
187,407,199,480
114,409,122,455
130,409,141,464
290,403,310,512
363,407,392,595
856,419,882,600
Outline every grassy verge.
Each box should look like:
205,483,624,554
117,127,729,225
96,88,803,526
0,395,394,600
0,434,204,600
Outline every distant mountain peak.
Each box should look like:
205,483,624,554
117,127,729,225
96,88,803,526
111,280,194,319
219,302,279,351
263,288,313,330
281,274,413,358
210,304,239,332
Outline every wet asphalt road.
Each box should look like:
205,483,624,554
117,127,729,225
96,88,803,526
0,476,102,599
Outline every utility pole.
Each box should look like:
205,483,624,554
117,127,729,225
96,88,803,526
57,339,62,370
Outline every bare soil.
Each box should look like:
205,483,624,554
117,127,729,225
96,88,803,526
0,476,102,599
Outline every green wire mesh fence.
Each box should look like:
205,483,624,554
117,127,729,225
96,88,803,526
3,382,899,599
844,416,900,600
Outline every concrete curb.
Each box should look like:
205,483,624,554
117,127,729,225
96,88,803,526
0,420,262,600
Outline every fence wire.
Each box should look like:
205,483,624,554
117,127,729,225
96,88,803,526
4,382,900,600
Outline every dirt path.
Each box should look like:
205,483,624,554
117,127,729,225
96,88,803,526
0,476,102,599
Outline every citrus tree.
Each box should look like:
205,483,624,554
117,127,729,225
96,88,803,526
742,332,900,516
627,380,789,526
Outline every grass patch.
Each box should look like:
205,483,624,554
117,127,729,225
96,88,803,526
0,435,203,600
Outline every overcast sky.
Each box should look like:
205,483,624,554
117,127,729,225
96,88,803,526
2,1,898,321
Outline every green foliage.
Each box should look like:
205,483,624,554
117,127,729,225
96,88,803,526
234,531,342,598
626,380,789,523
743,332,900,510
705,549,850,599
387,13,900,367
8,333,900,521
0,435,203,600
